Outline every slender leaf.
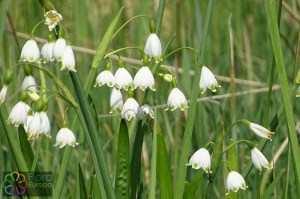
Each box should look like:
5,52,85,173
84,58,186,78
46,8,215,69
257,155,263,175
115,119,130,199
18,126,34,169
156,122,173,199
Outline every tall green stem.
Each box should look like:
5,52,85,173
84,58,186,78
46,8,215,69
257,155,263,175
173,0,214,198
264,0,300,195
70,71,115,199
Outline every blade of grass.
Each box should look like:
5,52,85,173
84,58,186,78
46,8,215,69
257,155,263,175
149,110,158,199
130,122,145,199
84,7,124,93
156,122,173,199
78,164,88,199
70,71,115,199
114,119,130,199
18,126,34,169
264,0,300,195
174,2,214,198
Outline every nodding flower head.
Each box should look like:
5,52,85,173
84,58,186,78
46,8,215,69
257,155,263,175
95,70,115,88
199,66,220,94
187,148,211,173
165,88,188,111
226,171,247,194
54,128,79,148
44,10,63,31
20,40,40,63
132,66,155,91
144,33,162,62
121,98,139,121
61,46,76,72
114,68,133,91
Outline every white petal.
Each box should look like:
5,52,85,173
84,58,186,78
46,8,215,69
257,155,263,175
110,88,123,113
133,66,155,91
61,46,76,71
96,70,115,87
20,40,40,62
21,75,38,93
53,38,66,61
121,98,139,121
114,68,133,90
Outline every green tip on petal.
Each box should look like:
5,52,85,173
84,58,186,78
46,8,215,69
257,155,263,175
211,84,216,92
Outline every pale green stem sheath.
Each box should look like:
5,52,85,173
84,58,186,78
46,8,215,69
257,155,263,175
173,1,214,198
265,0,300,195
69,71,115,199
149,110,158,199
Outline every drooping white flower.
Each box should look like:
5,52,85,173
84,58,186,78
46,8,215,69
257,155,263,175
54,128,79,148
41,42,55,62
61,46,76,71
249,123,274,140
110,88,123,113
114,68,133,91
226,171,247,194
95,70,115,87
132,66,155,91
199,66,220,94
144,33,162,62
138,104,154,119
186,148,211,173
44,10,63,31
121,98,139,121
40,112,51,137
251,147,273,172
26,112,43,140
165,87,188,111
21,75,38,93
7,101,30,127
53,38,66,61
0,85,8,106
20,40,40,62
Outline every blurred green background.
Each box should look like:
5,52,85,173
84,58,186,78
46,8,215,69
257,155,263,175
1,0,299,198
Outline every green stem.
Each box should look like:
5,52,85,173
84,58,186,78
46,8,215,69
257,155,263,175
163,47,198,60
265,0,300,194
174,1,214,198
53,147,72,199
30,20,46,38
31,138,43,171
69,71,115,199
112,15,150,38
155,0,166,35
149,110,158,199
104,47,143,59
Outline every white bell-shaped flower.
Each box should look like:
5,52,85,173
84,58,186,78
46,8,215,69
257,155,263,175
186,148,211,173
95,70,115,87
226,171,247,194
251,147,273,172
40,112,51,137
44,10,63,31
61,46,76,71
121,98,139,121
132,66,155,91
26,112,43,140
114,68,133,91
54,128,79,148
110,88,123,113
20,40,40,62
53,38,66,61
0,85,8,106
41,42,55,62
21,75,38,93
138,104,154,119
7,101,30,127
165,87,188,111
249,123,274,140
199,66,220,94
144,33,162,61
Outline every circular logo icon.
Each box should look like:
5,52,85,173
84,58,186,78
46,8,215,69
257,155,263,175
2,172,28,196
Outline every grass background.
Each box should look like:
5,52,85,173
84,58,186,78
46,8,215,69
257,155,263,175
0,0,299,198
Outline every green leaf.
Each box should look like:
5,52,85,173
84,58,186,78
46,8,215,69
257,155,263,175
156,122,173,199
226,139,239,199
261,170,284,198
84,6,124,93
130,121,145,199
18,126,34,170
265,0,300,193
183,170,204,199
115,119,130,199
209,126,224,181
78,164,88,199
